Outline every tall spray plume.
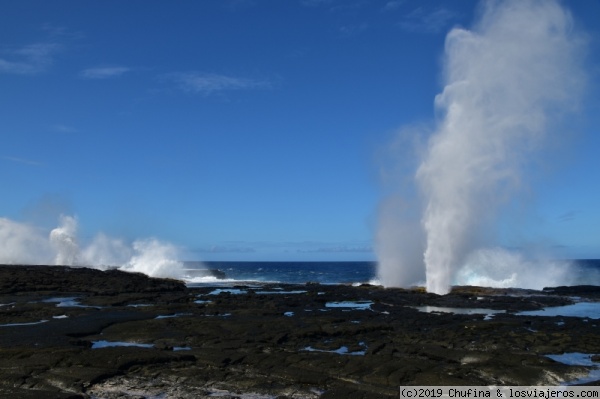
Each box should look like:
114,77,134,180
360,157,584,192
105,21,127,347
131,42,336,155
377,0,585,294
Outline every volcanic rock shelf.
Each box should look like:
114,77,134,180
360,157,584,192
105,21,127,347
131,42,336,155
1,265,599,398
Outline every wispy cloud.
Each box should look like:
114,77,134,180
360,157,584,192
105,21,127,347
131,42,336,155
225,0,256,11
2,156,43,167
300,0,366,12
52,124,78,133
297,245,373,253
382,0,404,12
398,6,458,34
339,23,369,37
301,0,334,7
0,43,61,75
558,210,578,223
80,66,131,79
41,23,84,41
196,245,256,253
195,240,373,254
165,72,272,95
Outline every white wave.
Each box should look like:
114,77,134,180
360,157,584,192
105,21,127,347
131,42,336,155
184,276,241,284
0,215,192,280
119,238,184,279
455,248,576,289
0,218,53,264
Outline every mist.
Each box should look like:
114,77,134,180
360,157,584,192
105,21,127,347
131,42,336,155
377,0,586,294
0,215,186,279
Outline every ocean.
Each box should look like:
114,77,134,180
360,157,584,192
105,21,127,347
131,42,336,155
184,261,378,286
183,259,600,287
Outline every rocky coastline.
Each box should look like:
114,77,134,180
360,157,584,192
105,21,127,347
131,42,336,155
1,265,599,398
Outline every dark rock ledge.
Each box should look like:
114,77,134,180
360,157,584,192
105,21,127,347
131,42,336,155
1,265,599,398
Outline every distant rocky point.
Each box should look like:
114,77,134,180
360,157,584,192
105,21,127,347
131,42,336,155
181,263,226,280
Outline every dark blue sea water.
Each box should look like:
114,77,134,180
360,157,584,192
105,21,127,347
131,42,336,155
574,259,600,270
184,259,600,287
184,261,377,285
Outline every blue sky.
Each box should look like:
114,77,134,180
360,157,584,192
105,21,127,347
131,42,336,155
1,0,599,261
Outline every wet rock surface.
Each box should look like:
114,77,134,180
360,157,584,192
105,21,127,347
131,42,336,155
1,265,600,398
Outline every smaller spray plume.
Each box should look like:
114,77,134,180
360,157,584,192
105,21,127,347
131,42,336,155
120,239,184,279
377,0,586,294
0,217,53,264
50,215,80,266
0,215,187,280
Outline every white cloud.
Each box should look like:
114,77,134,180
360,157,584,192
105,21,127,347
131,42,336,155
199,240,372,253
52,124,78,133
339,23,369,37
301,0,367,12
398,6,458,34
558,210,578,223
225,0,256,10
297,245,373,253
166,72,272,95
383,1,404,12
301,0,334,7
2,156,43,167
0,43,61,75
80,66,131,79
196,245,256,253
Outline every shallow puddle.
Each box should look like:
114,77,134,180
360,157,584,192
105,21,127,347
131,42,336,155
413,306,505,320
91,340,154,349
206,289,247,295
253,290,307,295
155,313,192,320
42,297,100,308
546,352,600,385
516,302,600,319
0,319,48,327
302,342,367,356
325,301,373,310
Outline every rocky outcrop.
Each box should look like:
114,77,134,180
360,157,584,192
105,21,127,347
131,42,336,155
0,265,186,295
